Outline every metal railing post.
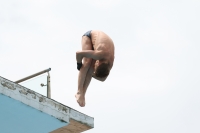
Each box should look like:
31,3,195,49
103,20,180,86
47,72,51,98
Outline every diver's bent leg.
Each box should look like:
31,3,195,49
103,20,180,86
76,35,93,107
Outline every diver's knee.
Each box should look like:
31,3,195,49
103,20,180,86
83,59,92,66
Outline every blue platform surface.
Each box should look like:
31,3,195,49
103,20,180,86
0,93,68,133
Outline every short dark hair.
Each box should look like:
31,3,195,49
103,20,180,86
95,63,109,78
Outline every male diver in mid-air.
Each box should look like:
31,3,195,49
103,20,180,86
76,30,115,107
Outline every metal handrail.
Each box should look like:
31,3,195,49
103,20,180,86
15,68,51,98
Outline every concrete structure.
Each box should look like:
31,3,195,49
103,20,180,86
0,76,94,133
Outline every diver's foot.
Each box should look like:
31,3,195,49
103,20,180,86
75,93,85,107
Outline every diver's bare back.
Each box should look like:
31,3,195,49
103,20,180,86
91,30,115,68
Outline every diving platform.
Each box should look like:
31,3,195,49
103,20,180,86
0,76,94,133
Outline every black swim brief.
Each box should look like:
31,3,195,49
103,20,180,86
83,30,92,39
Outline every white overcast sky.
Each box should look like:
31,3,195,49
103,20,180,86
0,0,200,133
